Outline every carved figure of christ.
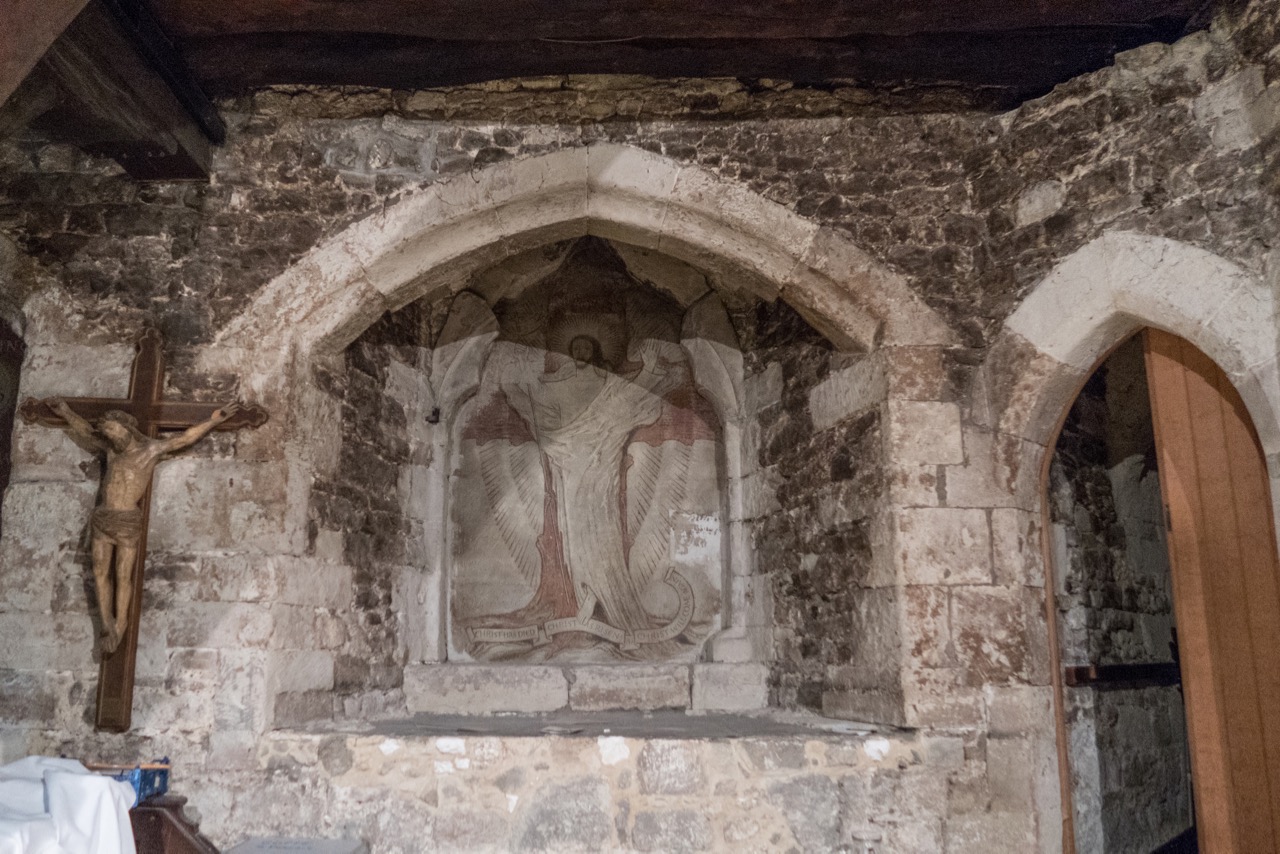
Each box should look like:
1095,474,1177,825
51,399,239,653
505,337,679,633
19,328,268,731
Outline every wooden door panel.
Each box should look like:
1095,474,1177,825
1144,328,1280,853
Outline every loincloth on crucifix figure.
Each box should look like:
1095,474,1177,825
51,400,240,653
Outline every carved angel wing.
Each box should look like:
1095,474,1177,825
625,439,692,591
461,341,547,590
680,292,743,422
476,431,544,589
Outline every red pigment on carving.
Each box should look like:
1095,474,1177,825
462,390,535,445
630,381,718,447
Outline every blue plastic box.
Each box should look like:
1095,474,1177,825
86,758,171,802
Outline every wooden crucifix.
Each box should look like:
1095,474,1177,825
19,329,268,732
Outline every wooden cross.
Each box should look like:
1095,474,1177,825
19,329,268,732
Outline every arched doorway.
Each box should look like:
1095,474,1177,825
1046,328,1280,852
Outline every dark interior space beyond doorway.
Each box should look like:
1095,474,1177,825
1049,336,1195,853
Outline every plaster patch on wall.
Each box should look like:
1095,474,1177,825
598,736,630,766
863,737,890,761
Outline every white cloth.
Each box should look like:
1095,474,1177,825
0,757,136,854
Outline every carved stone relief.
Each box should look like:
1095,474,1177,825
448,240,726,663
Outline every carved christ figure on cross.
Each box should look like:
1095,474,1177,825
49,398,241,653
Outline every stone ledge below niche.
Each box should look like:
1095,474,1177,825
403,662,769,715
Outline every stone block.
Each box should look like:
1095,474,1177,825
740,739,806,771
0,481,95,611
0,727,30,765
744,362,784,418
808,358,886,432
691,662,768,711
887,400,964,465
902,586,954,670
0,670,57,723
895,508,992,586
403,665,567,714
200,554,278,603
944,808,1036,853
568,664,690,711
269,650,336,693
432,809,510,851
515,777,611,852
738,468,784,520
767,775,842,851
883,346,952,402
150,459,289,553
637,741,706,795
631,810,713,852
990,508,1042,587
951,587,1029,686
217,650,269,731
1193,67,1280,152
9,425,95,483
887,462,942,508
985,685,1054,737
986,736,1036,812
939,427,1021,510
275,557,354,607
273,690,335,728
1014,180,1066,227
206,730,260,771
822,685,905,727
0,613,93,672
19,343,133,399
922,735,966,769
901,670,985,729
165,602,275,649
271,604,324,650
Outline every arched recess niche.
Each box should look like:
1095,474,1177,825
978,231,1280,851
207,144,956,719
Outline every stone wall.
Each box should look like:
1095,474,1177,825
303,313,429,721
0,3,1276,353
740,303,888,710
1,2,1278,851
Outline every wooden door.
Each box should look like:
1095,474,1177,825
1144,328,1280,853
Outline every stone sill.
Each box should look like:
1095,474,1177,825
280,708,883,741
403,662,771,715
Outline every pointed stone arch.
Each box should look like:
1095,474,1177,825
1007,232,1275,445
215,143,956,372
976,231,1279,516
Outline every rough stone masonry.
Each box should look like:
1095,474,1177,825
0,0,1278,851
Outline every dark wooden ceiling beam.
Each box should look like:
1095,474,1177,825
0,0,90,105
7,0,224,180
150,0,1204,41
184,23,1187,107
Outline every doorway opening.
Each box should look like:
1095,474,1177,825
0,322,23,540
1046,328,1280,853
1049,333,1194,852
